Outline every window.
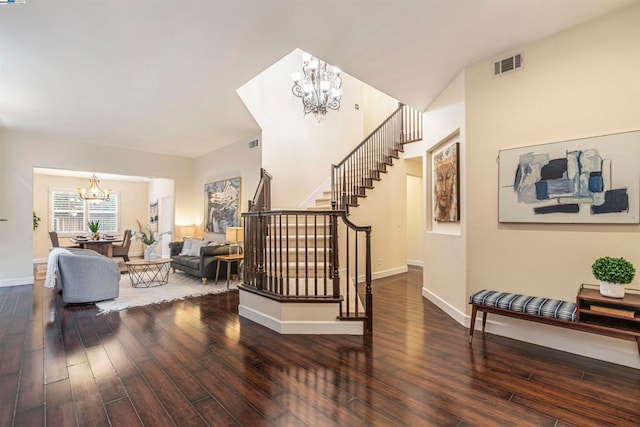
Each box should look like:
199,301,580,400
50,189,119,234
88,195,119,232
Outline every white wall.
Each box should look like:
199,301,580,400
404,71,467,316
149,178,175,258
237,49,365,209
0,130,194,287
194,136,262,242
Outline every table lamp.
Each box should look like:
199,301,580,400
180,226,196,240
225,226,244,254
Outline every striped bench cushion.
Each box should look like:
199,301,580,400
470,289,577,322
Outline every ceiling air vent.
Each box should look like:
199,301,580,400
248,139,259,149
493,53,523,77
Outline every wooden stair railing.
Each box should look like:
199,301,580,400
331,103,422,212
248,168,273,212
241,170,373,342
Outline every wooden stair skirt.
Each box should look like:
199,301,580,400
238,287,364,335
240,268,365,335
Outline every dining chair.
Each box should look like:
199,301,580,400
49,231,60,247
49,231,80,249
112,229,132,262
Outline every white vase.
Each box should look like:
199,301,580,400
144,244,158,262
599,280,625,298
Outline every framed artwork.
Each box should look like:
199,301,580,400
498,130,640,223
149,200,158,232
433,142,460,222
205,177,241,233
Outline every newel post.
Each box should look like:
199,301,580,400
331,213,340,299
364,228,373,344
256,213,266,291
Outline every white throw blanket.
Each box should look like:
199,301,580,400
45,248,72,288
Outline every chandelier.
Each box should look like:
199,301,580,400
78,174,111,202
291,53,342,120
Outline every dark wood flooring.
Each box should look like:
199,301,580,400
1,267,640,426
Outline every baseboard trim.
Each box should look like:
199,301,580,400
0,276,34,288
422,287,467,325
422,287,640,369
407,259,424,267
239,304,363,335
354,266,408,283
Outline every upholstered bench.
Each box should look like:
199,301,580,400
468,289,577,343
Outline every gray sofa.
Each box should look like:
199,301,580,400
169,241,239,285
57,248,120,304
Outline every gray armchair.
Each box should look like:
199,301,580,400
57,248,120,304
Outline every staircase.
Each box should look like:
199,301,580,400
331,103,422,213
240,103,423,342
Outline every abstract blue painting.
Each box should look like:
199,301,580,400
499,131,640,223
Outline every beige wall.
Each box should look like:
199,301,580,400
406,173,423,266
461,5,640,367
466,4,640,302
32,174,150,260
348,159,409,278
194,136,262,241
0,130,194,286
362,85,399,136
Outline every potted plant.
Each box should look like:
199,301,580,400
33,211,41,230
591,256,635,298
131,219,172,262
88,220,100,240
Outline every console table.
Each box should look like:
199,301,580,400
577,284,640,353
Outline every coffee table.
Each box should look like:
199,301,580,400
125,258,172,288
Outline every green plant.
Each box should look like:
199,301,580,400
87,220,100,233
33,211,41,230
592,256,635,284
131,219,171,246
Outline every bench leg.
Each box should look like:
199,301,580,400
636,336,640,357
469,304,478,344
482,311,488,333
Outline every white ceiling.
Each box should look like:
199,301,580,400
33,167,152,183
1,0,636,159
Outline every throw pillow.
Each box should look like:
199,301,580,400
179,238,200,256
188,239,208,257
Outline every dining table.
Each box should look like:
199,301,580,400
70,237,123,258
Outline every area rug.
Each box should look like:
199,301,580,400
95,271,239,314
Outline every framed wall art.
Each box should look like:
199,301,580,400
149,200,158,232
498,130,640,223
433,142,460,222
204,177,241,233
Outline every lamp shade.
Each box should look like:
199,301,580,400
225,226,244,244
180,226,195,239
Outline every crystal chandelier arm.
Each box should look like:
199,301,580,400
291,53,342,119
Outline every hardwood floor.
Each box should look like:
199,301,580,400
1,266,639,426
